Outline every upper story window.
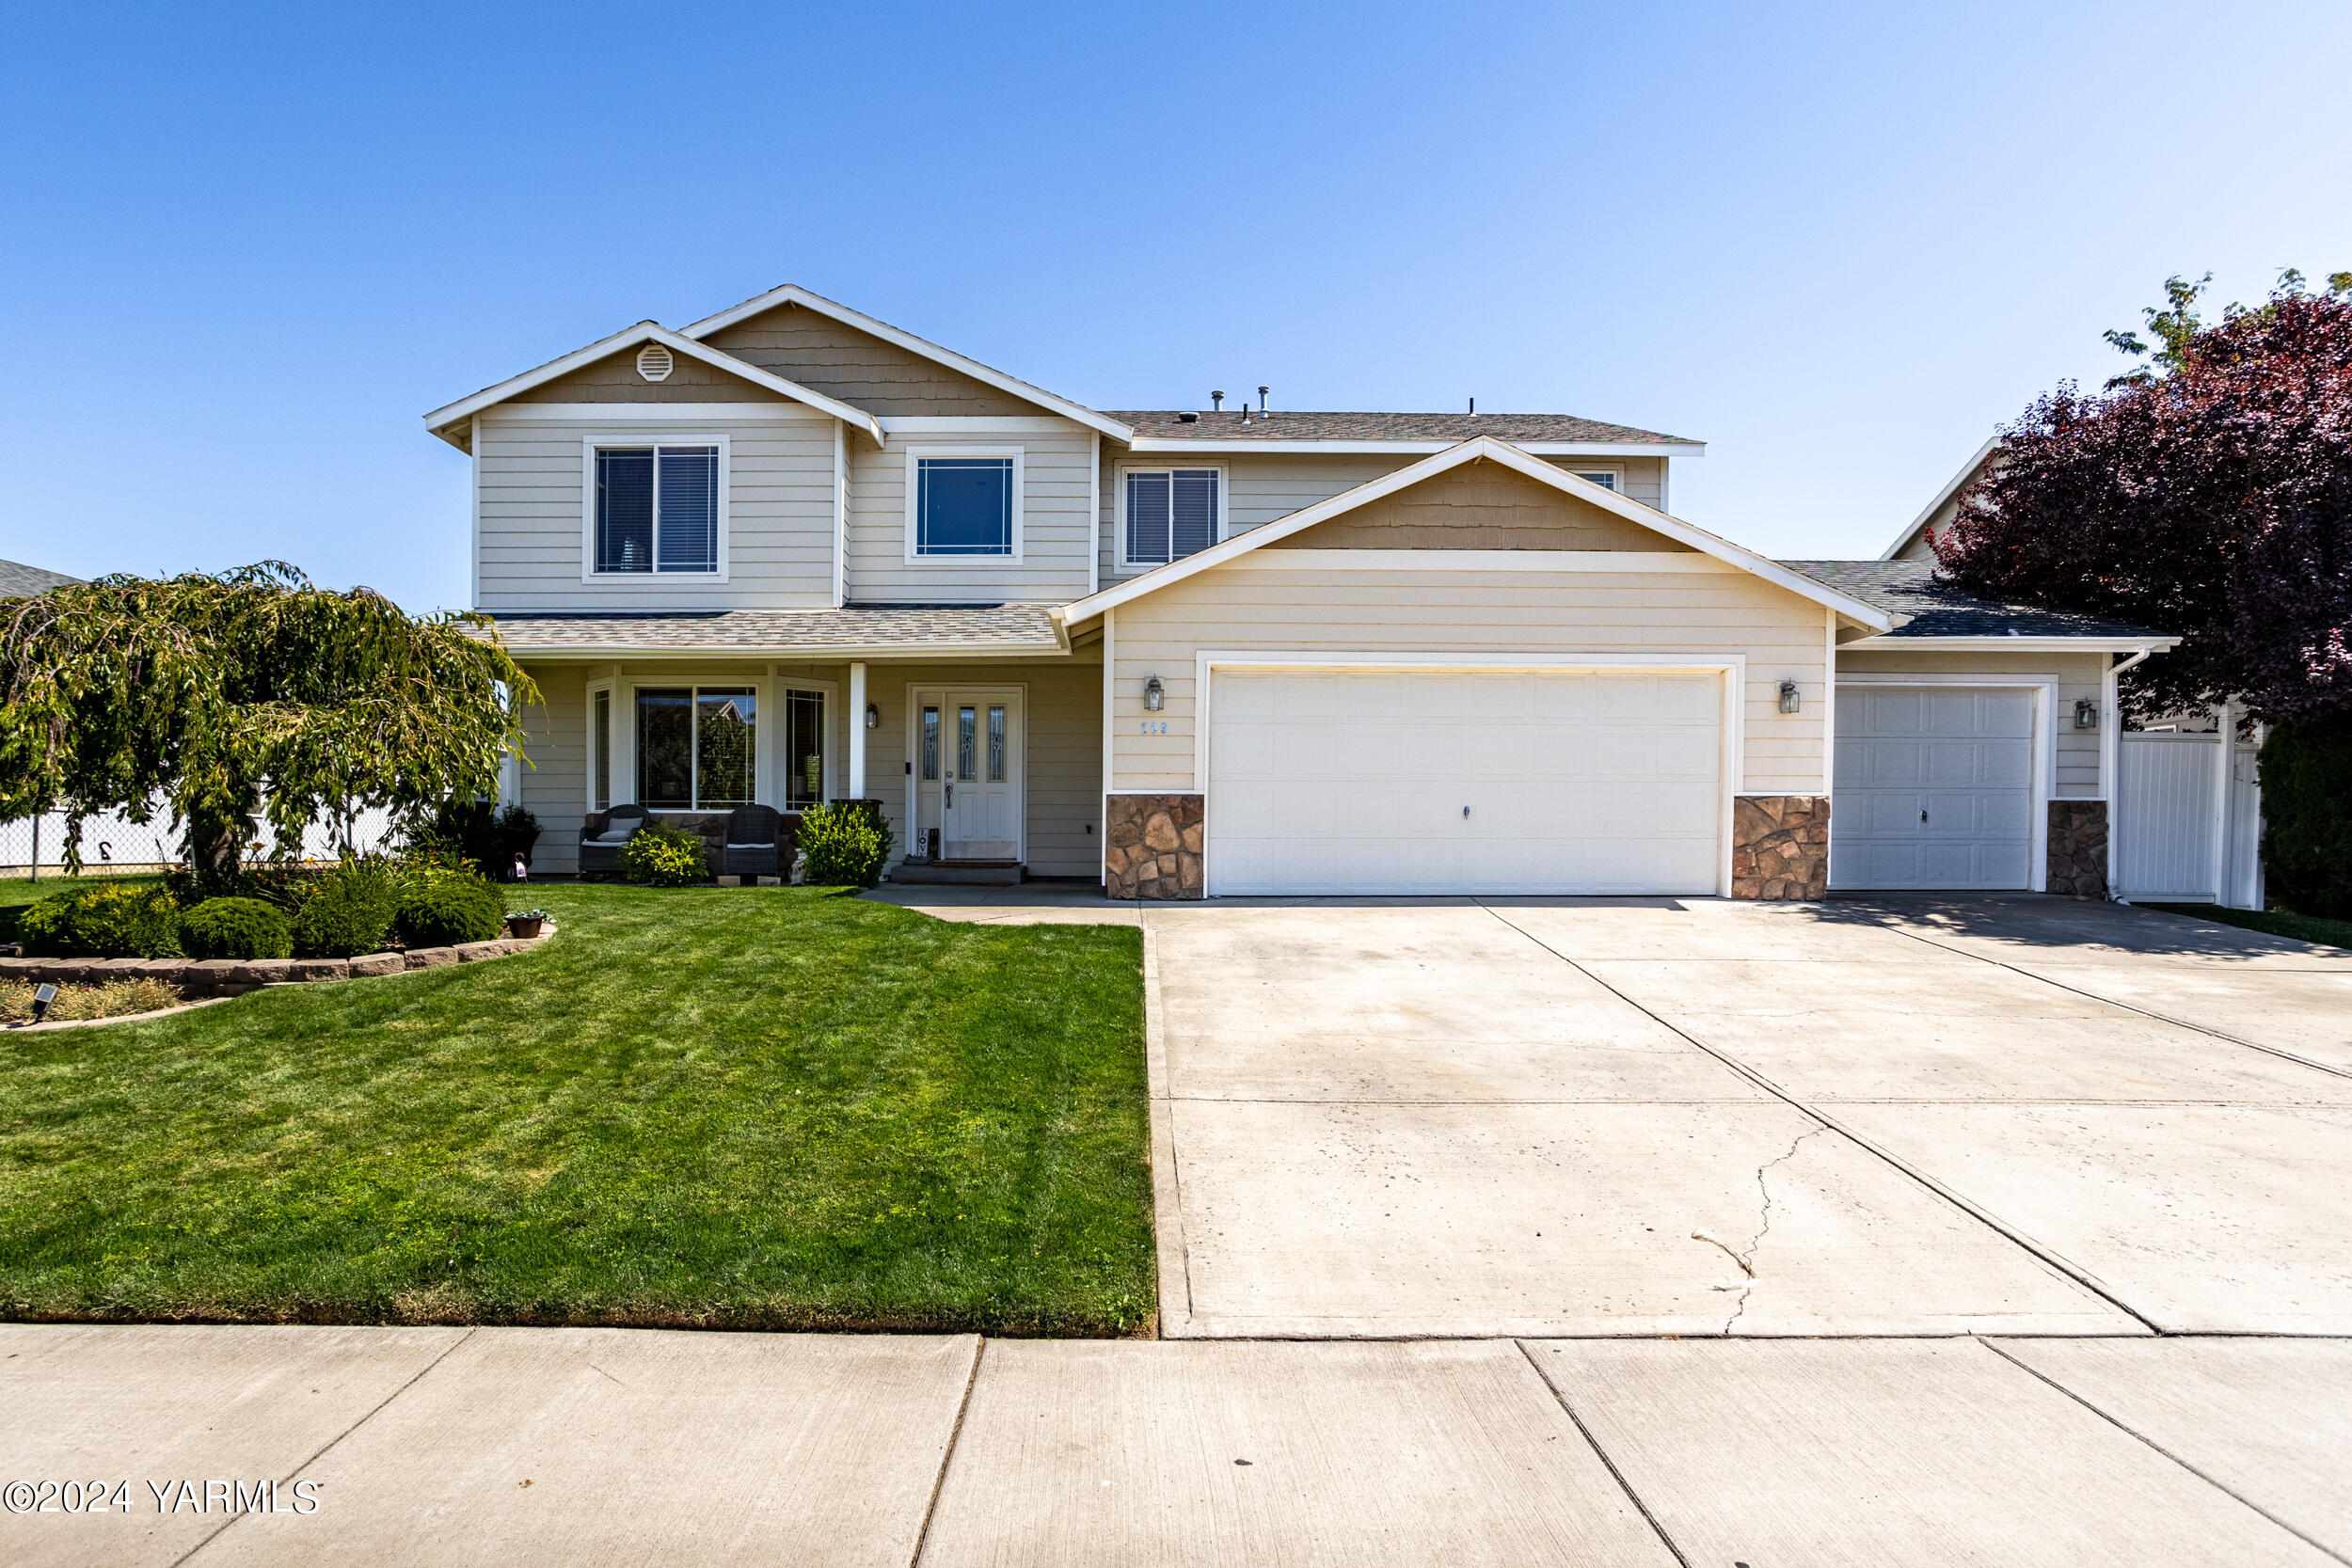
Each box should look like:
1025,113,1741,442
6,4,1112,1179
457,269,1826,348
594,444,722,575
909,451,1022,560
1123,467,1222,567
1568,467,1621,492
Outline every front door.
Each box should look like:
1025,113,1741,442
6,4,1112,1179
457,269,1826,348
913,688,1024,861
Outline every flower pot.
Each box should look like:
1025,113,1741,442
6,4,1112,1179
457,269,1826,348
506,915,545,940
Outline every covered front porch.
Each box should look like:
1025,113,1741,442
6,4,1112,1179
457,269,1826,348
510,649,1104,883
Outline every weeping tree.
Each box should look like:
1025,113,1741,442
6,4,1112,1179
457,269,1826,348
0,562,538,875
1932,270,2352,914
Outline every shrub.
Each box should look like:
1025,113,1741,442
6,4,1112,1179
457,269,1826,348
180,897,294,960
798,802,893,889
166,863,330,915
394,874,506,948
18,882,184,958
2260,714,2352,920
617,821,708,887
293,862,402,958
403,800,542,879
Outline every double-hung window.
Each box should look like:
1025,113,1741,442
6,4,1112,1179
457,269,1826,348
594,443,722,574
1123,467,1221,567
910,451,1020,559
636,687,756,809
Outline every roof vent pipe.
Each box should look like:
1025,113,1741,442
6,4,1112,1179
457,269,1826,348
1211,389,1224,410
1257,385,1269,414
1470,397,1476,415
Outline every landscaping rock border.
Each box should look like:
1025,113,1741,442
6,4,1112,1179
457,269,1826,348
0,924,554,999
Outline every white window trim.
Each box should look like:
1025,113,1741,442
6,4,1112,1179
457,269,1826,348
904,447,1025,564
585,677,617,816
1115,460,1230,571
614,674,774,813
1563,463,1625,493
580,434,732,583
771,678,838,812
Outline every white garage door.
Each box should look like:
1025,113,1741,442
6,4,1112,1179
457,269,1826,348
1207,668,1722,896
1831,686,2035,890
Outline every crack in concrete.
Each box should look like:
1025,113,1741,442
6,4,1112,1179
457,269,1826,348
1720,1127,1829,1334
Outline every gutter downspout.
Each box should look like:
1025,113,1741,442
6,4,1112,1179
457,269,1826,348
2102,645,2156,897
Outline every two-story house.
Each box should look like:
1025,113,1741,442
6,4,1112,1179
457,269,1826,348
425,285,2174,899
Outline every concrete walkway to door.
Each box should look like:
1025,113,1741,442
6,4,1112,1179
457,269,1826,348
1143,894,2352,1338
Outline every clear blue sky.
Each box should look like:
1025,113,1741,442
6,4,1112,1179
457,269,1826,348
5,0,2348,611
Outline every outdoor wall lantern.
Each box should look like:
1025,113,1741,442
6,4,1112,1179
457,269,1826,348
865,703,881,730
2074,698,2100,730
1144,676,1165,712
1777,679,1802,714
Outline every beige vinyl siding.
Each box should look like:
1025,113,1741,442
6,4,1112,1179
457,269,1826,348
703,303,1039,416
476,404,839,611
847,421,1096,603
1108,563,1829,796
1541,454,1667,510
1102,451,1679,580
508,351,790,404
1288,459,1688,551
1836,647,2108,796
516,662,589,874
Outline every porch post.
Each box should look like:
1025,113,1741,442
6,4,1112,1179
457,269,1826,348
848,661,867,802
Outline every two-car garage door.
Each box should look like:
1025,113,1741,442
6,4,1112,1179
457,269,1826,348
1207,668,1722,896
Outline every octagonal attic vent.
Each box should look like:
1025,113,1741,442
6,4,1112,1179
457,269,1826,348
636,344,675,383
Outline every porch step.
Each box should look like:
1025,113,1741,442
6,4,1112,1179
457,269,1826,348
890,860,1025,887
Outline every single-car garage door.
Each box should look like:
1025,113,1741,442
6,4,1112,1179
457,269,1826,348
1207,668,1722,896
1831,685,2035,890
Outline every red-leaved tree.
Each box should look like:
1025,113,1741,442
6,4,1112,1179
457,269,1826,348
1934,273,2352,721
1932,272,2352,913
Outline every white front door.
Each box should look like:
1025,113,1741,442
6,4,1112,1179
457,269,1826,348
913,688,1024,861
1206,667,1724,896
1831,685,2036,890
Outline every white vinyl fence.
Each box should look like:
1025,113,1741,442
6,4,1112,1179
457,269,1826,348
2112,730,2264,909
0,801,400,877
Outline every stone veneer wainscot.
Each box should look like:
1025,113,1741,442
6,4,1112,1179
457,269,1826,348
1730,794,1830,900
1104,793,1204,900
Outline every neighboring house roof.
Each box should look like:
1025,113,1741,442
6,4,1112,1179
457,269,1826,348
421,322,887,450
0,558,85,596
1110,410,1701,452
1062,437,1892,632
679,284,1135,442
1783,559,2177,646
483,604,1069,658
1881,434,1999,561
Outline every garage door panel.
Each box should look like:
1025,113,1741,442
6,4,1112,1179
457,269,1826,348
1833,684,2037,892
1209,668,1722,896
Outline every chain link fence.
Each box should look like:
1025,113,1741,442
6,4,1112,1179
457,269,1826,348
0,802,401,877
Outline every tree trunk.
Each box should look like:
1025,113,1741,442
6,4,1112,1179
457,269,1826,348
183,793,257,876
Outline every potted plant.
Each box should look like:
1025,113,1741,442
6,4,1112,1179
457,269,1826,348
506,909,547,940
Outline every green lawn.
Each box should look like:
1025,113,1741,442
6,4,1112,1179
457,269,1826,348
2144,901,2352,952
0,881,1152,1335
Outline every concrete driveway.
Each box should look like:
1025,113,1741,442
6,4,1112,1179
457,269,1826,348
1144,895,2352,1338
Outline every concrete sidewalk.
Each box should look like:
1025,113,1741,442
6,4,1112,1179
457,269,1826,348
3,1323,2345,1566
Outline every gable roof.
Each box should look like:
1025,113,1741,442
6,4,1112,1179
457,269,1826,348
1111,409,1701,452
1060,436,1894,631
421,322,886,449
1783,559,2177,646
0,558,84,596
680,284,1134,442
1881,434,1999,560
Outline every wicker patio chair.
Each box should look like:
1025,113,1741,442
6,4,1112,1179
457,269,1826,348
723,803,783,879
578,803,647,877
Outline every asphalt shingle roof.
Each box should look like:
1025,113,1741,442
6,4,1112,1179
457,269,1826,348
0,558,85,596
1781,559,2173,640
1105,410,1695,445
485,603,1063,655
